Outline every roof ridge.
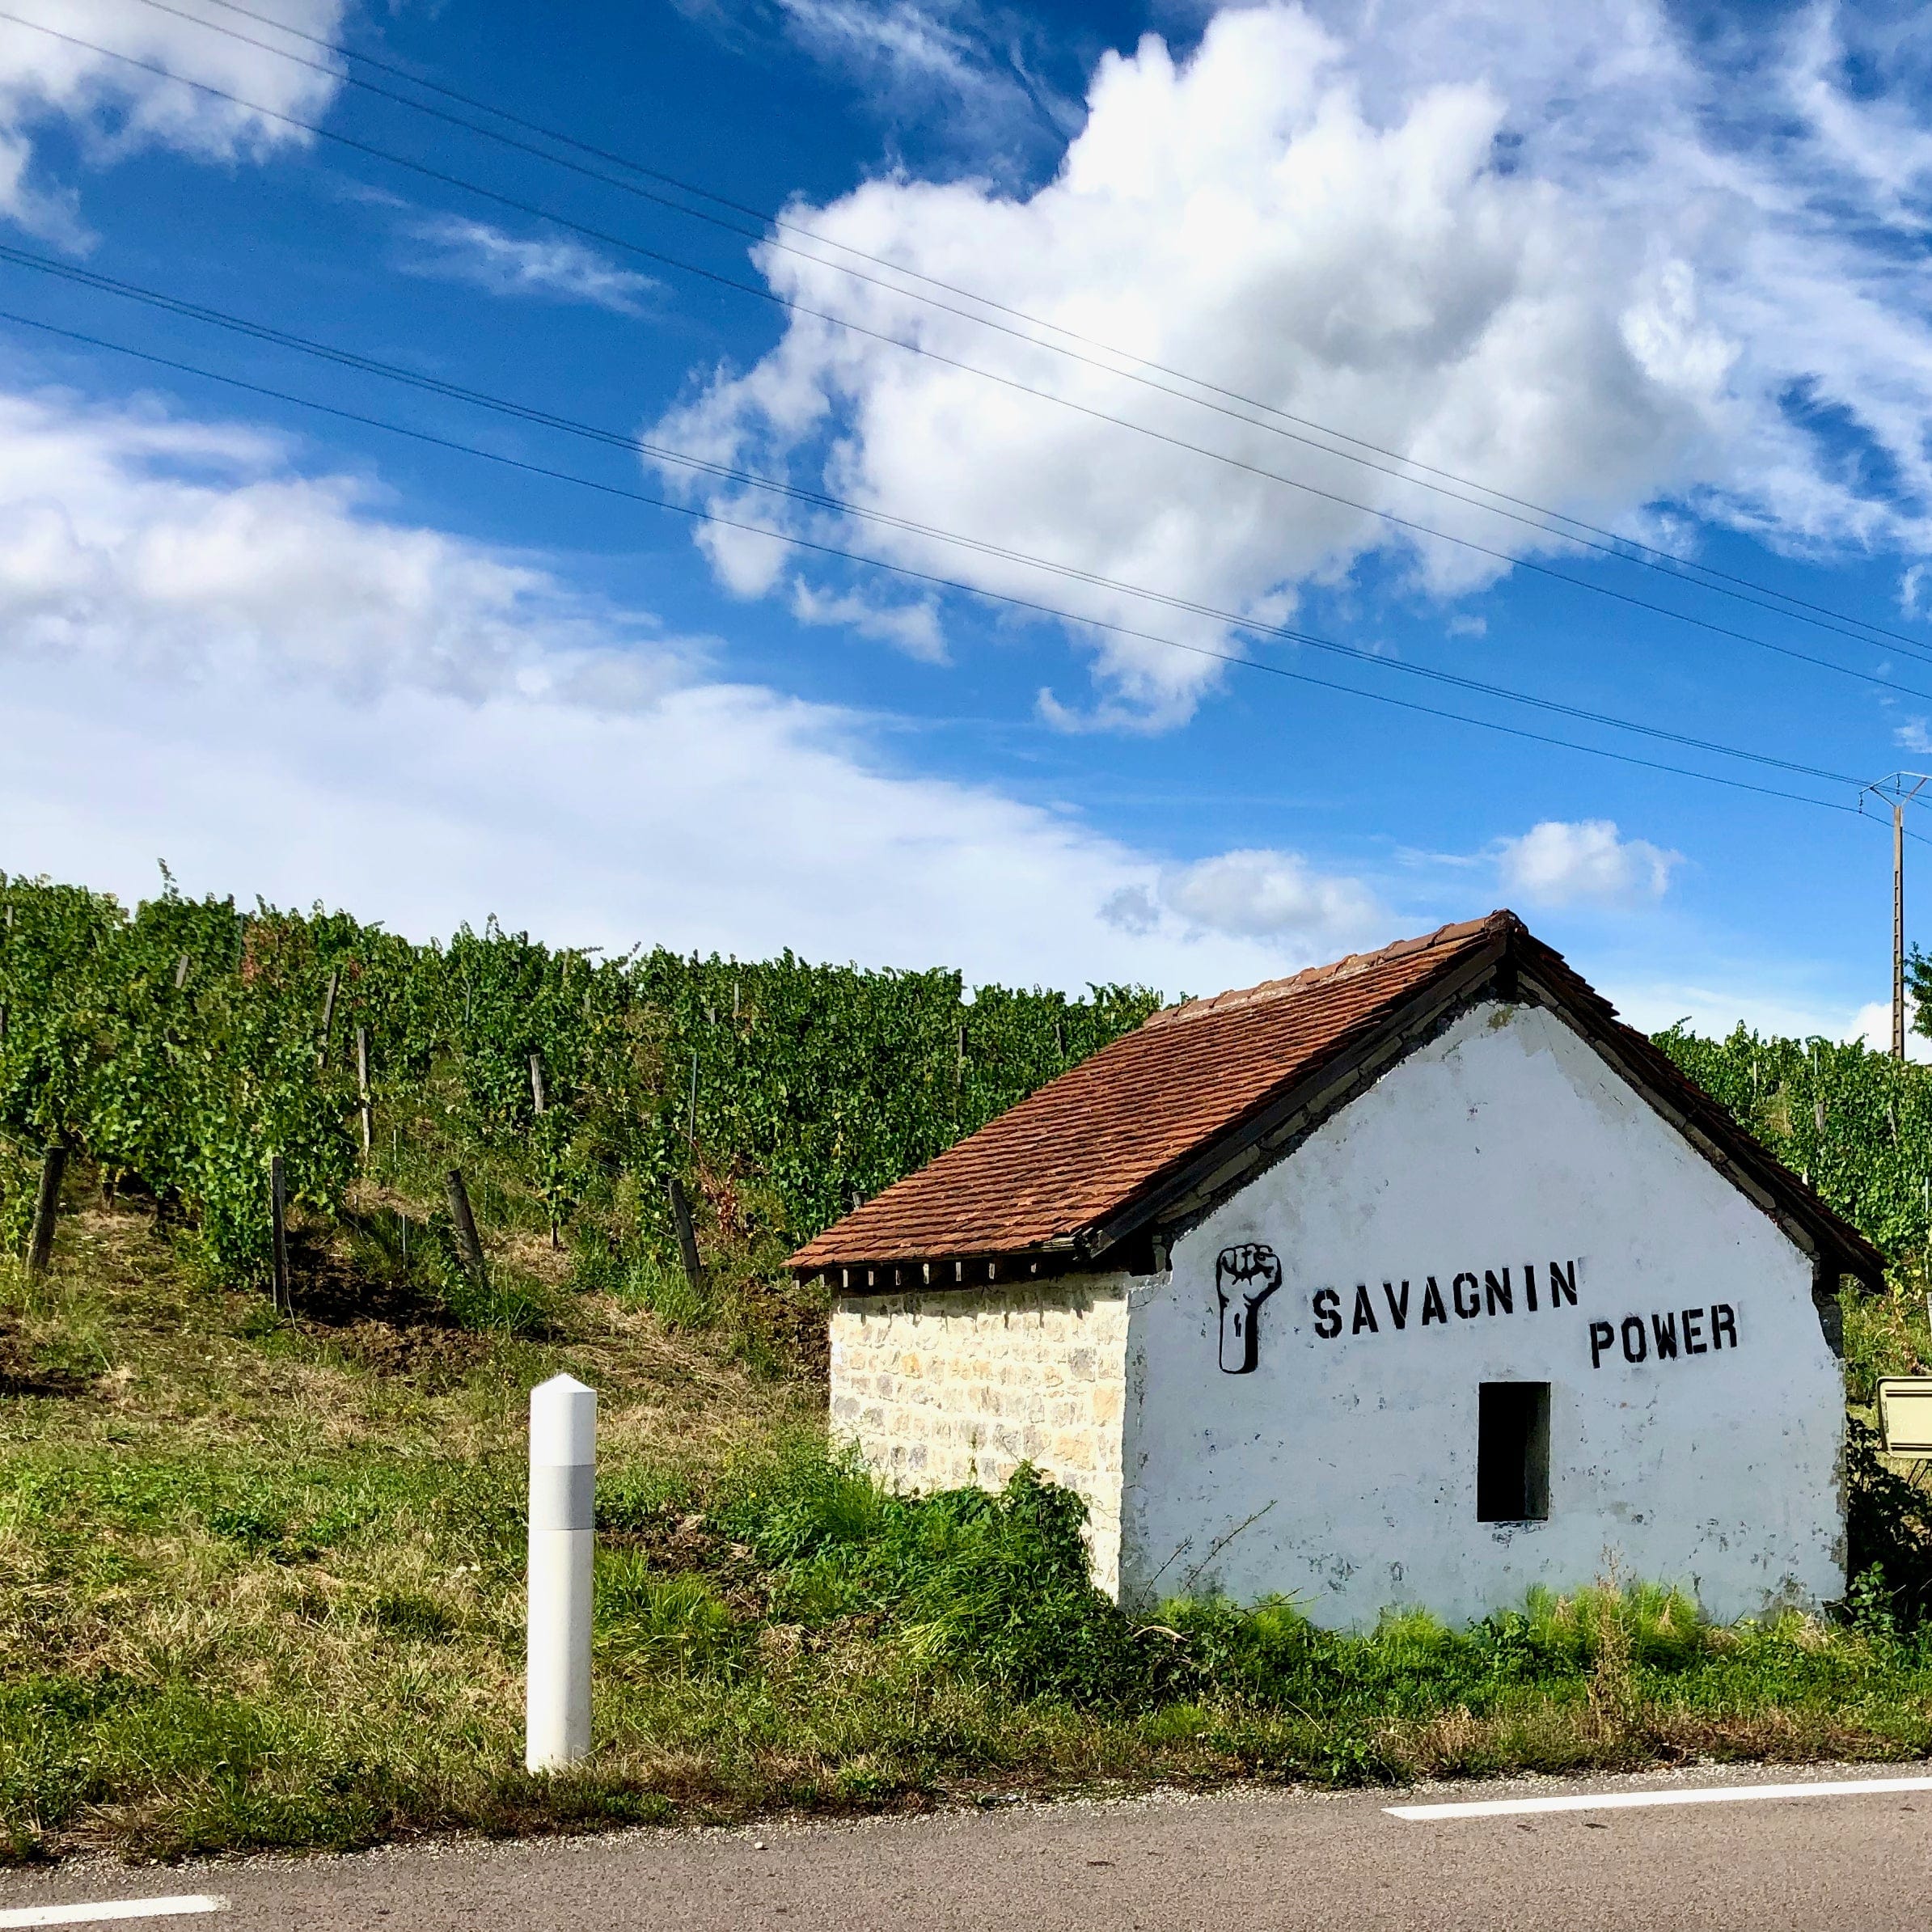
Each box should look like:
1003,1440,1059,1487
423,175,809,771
1141,910,1516,1031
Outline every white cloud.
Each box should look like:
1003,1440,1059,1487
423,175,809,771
0,0,346,243
789,577,946,660
1896,718,1932,755
654,0,1932,722
0,652,1321,1000
0,367,1304,997
1601,977,1932,1063
399,214,657,315
775,0,1001,98
1495,818,1680,907
1101,847,1387,958
1853,1000,1932,1064
0,384,696,708
683,0,1079,164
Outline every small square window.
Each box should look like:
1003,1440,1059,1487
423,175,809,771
1478,1381,1550,1522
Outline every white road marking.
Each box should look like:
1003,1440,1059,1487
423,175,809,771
1389,1774,1932,1820
0,1898,227,1927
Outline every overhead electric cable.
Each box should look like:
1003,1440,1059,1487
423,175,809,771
120,0,1932,658
11,7,1932,695
0,298,1877,820
0,248,1884,785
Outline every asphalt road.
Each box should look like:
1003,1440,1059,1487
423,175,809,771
6,1762,1932,1931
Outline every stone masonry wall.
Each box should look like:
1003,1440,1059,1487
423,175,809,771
829,1275,1133,1596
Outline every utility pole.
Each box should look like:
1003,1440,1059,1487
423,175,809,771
1862,773,1932,1059
1898,797,1907,1061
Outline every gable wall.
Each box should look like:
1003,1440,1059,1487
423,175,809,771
1118,999,1845,1627
829,1276,1134,1594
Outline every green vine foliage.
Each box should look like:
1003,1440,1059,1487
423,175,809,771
0,872,1162,1285
17,864,1932,1293
1653,1000,1932,1257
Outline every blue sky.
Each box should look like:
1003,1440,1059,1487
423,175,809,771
2,0,1932,1042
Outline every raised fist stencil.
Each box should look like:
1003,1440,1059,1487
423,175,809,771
1215,1243,1281,1375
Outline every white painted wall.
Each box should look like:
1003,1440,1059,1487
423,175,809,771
1118,1000,1845,1628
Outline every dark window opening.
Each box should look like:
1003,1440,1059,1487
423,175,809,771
1478,1381,1550,1522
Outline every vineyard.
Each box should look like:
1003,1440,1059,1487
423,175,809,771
5,867,1932,1324
0,871,1160,1321
9,869,1932,1862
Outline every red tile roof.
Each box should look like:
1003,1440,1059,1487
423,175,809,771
788,913,1507,1272
788,911,1886,1289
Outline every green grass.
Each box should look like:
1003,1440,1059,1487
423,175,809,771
5,1194,1932,1864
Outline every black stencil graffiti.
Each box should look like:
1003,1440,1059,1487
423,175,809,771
1216,1244,1281,1374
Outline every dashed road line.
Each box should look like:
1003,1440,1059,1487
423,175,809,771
1388,1775,1932,1820
0,1897,229,1927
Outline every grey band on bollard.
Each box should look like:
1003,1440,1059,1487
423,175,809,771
531,1462,595,1532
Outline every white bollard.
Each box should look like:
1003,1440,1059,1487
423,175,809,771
526,1372,596,1773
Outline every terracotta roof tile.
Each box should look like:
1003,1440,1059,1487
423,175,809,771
788,912,1511,1271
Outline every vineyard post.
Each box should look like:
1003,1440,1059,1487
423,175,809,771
530,1051,547,1116
269,1154,290,1315
446,1169,487,1285
667,1175,703,1292
26,1142,66,1277
317,969,340,1070
356,1025,373,1160
173,953,188,991
687,1051,698,1144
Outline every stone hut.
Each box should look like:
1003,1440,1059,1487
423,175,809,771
789,912,1881,1627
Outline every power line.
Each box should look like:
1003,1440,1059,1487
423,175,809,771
125,0,1932,661
0,248,1877,788
0,300,1878,821
10,7,1932,702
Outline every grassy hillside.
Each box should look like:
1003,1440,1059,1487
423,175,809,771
6,1177,1932,1864
8,873,1932,1862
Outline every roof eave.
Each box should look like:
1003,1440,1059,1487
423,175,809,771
798,1242,1088,1295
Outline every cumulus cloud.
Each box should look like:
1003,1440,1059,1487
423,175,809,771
1495,818,1680,908
399,214,657,315
653,0,1932,723
1101,847,1386,960
0,0,345,243
0,384,696,708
